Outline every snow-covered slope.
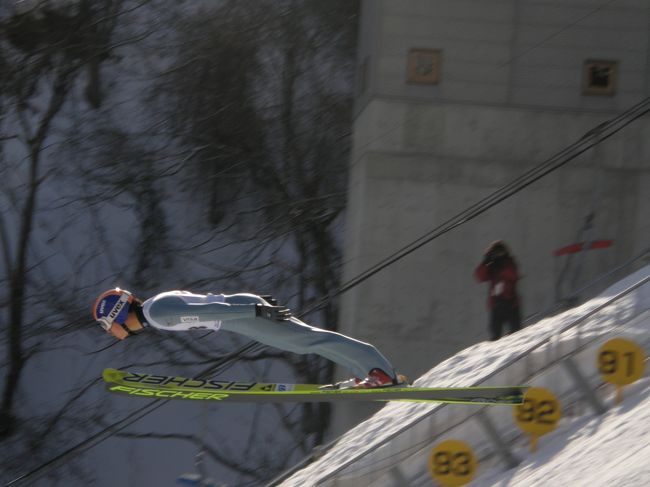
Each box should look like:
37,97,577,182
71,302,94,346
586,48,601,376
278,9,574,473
279,265,650,486
479,376,650,486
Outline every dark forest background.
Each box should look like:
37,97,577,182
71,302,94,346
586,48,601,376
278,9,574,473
0,1,359,484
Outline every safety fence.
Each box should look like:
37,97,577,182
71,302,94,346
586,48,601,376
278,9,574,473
272,269,650,486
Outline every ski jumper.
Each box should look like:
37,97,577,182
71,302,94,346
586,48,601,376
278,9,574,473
142,291,396,380
474,258,521,340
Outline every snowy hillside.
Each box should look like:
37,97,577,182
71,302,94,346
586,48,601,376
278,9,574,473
478,377,650,486
279,265,650,486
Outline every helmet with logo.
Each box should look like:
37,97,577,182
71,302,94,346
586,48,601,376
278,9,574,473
92,288,141,338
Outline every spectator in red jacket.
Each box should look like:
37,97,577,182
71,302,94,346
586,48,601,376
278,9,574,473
474,240,522,340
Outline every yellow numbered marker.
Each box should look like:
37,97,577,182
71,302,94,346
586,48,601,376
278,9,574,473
428,439,476,487
598,338,646,404
513,387,561,452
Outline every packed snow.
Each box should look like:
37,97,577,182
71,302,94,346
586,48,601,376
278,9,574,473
479,377,650,486
280,265,650,486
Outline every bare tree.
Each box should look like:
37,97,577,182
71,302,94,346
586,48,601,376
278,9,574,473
0,0,128,439
155,0,358,456
0,1,358,484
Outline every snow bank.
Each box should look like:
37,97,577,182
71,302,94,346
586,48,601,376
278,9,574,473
478,377,650,486
279,265,650,486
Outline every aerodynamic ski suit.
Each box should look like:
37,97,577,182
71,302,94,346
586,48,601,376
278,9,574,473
142,291,395,379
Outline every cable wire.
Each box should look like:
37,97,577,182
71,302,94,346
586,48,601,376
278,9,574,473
300,97,650,316
5,340,262,487
7,98,650,486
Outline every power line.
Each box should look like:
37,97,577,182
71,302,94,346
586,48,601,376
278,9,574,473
8,98,650,486
5,341,262,487
299,96,650,316
6,400,167,486
499,0,618,68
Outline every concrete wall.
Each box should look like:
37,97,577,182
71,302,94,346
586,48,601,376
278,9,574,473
357,0,650,110
332,0,650,435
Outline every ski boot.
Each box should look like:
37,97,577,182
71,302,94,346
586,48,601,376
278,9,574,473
320,369,409,390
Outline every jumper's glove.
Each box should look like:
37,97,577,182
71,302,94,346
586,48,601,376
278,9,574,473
255,304,292,322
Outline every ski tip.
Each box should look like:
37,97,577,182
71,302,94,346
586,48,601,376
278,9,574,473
102,368,120,383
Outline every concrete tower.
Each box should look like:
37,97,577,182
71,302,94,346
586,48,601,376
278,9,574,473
332,0,650,434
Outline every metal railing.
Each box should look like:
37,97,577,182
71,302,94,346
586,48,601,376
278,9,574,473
269,256,650,486
335,306,650,487
311,273,650,485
